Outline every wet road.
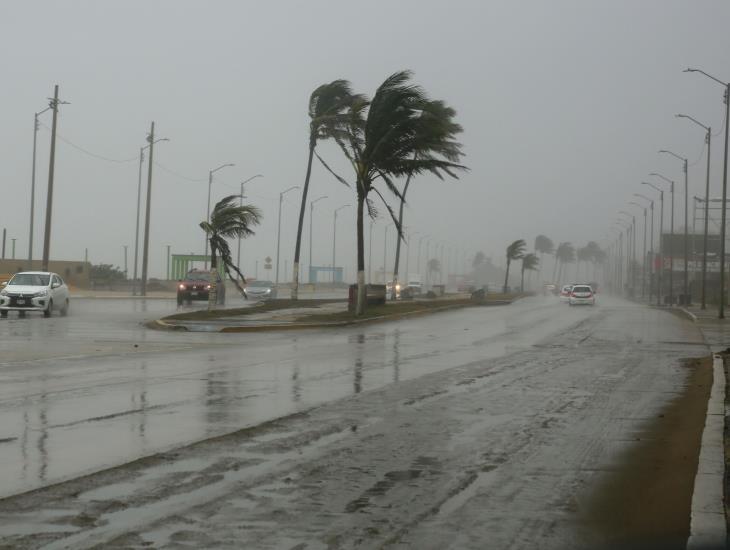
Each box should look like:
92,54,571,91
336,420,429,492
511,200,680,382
0,295,710,549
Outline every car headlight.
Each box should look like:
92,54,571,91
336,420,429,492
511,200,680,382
178,284,186,290
264,289,271,294
36,289,48,297
0,290,7,296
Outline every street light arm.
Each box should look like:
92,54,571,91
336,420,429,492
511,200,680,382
211,162,235,175
641,181,662,193
649,173,673,185
633,193,652,204
676,114,710,131
685,68,729,87
311,195,328,207
659,150,687,163
241,174,263,186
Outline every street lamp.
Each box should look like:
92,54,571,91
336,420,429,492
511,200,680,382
628,202,647,298
677,113,712,310
659,150,690,304
417,234,428,286
684,68,729,318
642,182,665,306
276,186,300,287
406,230,420,284
133,137,169,296
634,193,655,301
383,224,393,283
650,173,675,305
237,174,264,272
619,211,636,292
204,163,235,268
28,106,51,264
332,204,350,285
309,195,327,284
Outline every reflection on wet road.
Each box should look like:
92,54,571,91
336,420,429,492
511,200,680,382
0,295,593,497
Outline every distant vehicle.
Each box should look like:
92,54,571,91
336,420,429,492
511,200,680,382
543,283,557,296
559,284,574,302
0,271,69,317
406,279,423,295
569,284,596,306
245,280,277,300
386,280,402,299
177,269,225,306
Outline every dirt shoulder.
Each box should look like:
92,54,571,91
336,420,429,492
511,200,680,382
582,355,714,549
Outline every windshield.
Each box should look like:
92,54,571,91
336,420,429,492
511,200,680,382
573,286,592,292
248,281,273,287
184,272,211,281
9,274,50,286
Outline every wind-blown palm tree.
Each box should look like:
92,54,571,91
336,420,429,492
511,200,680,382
291,80,363,301
504,239,526,293
534,235,554,281
575,246,592,280
555,242,575,283
391,100,463,299
521,253,540,292
472,251,486,269
324,71,466,315
200,195,262,308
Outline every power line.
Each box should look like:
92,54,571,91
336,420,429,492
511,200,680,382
38,122,137,163
153,161,206,183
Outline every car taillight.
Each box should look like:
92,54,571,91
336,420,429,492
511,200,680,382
206,284,211,290
571,292,577,297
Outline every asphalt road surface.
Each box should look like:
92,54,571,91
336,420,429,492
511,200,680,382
0,295,711,549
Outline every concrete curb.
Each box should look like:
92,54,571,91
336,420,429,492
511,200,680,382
678,307,699,323
687,354,727,549
149,299,515,333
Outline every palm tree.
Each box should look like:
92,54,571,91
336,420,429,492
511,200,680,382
534,235,554,281
472,251,486,269
291,80,362,301
325,71,466,315
504,239,526,293
200,195,262,308
555,242,575,283
391,100,463,299
575,246,592,280
521,253,540,292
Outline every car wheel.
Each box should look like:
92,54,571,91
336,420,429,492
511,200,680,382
60,299,69,316
44,300,53,318
0,310,6,318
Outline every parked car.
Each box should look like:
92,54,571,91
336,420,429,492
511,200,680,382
177,269,225,306
0,271,70,317
245,280,277,300
386,280,402,299
543,283,557,296
569,284,596,306
406,280,423,295
559,284,574,302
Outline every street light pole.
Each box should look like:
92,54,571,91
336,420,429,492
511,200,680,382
685,68,730,318
651,173,675,305
276,186,300,287
634,194,654,300
677,114,712,309
309,195,327,285
643,182,664,306
368,220,374,284
659,151,690,304
406,231,419,284
629,202,647,298
383,224,393,283
204,163,235,269
332,205,350,285
237,174,263,272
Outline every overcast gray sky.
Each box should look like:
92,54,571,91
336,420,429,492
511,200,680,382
2,1,729,280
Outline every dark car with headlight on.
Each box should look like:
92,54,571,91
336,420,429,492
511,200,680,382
245,280,276,300
177,269,225,305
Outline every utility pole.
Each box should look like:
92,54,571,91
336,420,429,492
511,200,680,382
1,228,5,259
123,245,128,279
11,238,16,260
84,248,88,264
29,107,50,264
140,122,155,297
275,186,299,287
42,85,67,272
133,147,145,295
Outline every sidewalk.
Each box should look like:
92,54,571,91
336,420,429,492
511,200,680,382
675,303,729,549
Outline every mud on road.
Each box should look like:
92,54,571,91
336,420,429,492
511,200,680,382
0,298,714,549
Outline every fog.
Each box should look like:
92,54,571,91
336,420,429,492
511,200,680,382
1,1,729,280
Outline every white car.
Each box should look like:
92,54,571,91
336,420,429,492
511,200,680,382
0,271,70,317
559,284,574,302
568,284,596,306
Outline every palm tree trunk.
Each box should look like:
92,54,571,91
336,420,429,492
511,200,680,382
391,173,412,300
552,255,559,282
208,240,217,311
503,259,510,294
355,190,366,316
291,141,315,301
520,264,525,292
